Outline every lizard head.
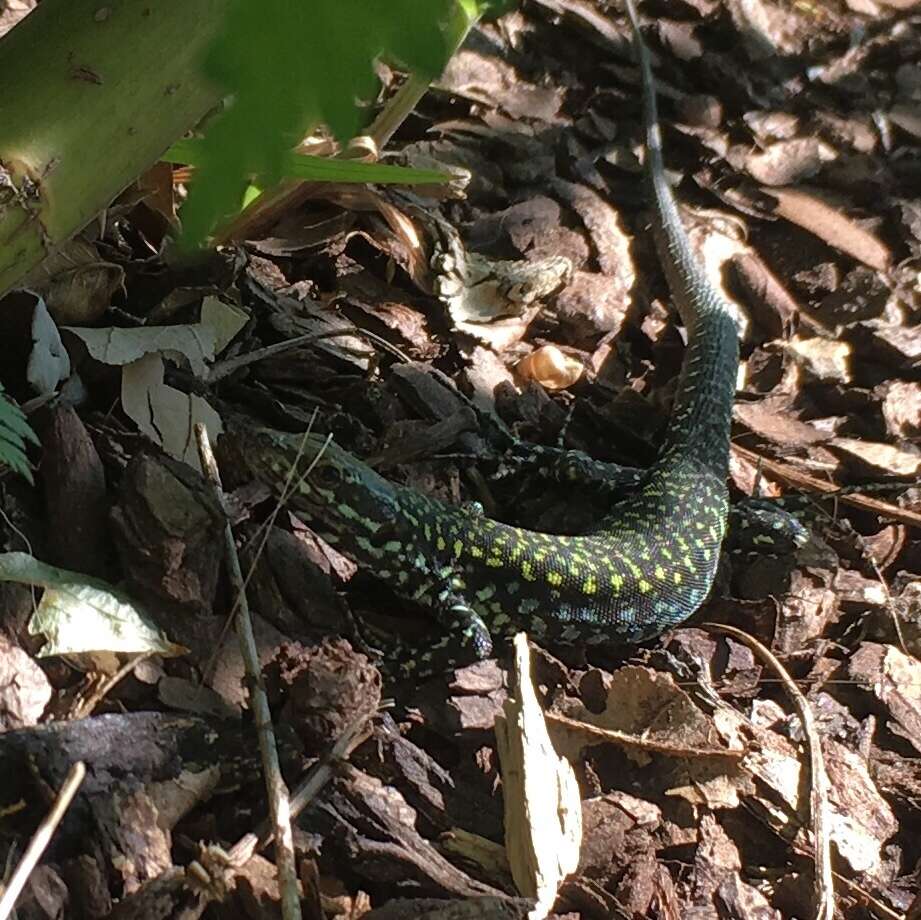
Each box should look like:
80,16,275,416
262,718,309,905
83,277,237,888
222,428,404,545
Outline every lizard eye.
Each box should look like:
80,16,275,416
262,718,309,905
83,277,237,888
312,464,342,488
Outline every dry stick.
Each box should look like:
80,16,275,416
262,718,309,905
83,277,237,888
0,762,85,920
208,333,320,383
209,330,372,384
194,424,302,920
741,800,903,919
731,442,921,531
73,652,154,720
800,846,902,920
225,703,378,866
200,419,331,688
706,622,834,920
547,712,745,759
735,439,911,652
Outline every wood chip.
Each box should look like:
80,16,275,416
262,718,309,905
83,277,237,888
494,634,582,918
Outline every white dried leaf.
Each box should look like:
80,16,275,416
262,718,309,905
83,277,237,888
65,297,247,378
121,354,222,470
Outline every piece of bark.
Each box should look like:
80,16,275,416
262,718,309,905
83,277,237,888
263,639,380,755
41,406,108,577
110,451,224,616
0,712,301,857
312,766,506,899
363,897,535,920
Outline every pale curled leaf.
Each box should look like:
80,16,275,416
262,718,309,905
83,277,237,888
27,292,71,396
201,296,248,355
0,552,186,658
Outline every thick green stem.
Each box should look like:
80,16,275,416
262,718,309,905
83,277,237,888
0,0,227,298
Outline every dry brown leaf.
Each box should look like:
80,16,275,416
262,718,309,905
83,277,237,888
744,138,827,186
734,401,832,449
832,437,921,477
763,185,892,271
23,238,123,325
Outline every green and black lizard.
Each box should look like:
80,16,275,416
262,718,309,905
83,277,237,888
226,0,744,676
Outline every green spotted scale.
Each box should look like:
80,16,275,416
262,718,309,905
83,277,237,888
227,0,741,677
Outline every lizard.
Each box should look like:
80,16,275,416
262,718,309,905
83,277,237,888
223,0,744,678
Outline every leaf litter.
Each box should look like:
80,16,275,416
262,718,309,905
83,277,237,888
0,1,920,918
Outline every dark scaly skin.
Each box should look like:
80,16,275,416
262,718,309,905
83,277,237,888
227,2,741,676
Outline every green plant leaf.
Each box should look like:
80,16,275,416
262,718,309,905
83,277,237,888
0,385,38,484
164,138,452,186
179,0,456,248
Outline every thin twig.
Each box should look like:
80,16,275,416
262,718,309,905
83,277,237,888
547,712,745,759
200,416,330,686
0,762,86,920
195,424,302,920
234,703,378,860
706,623,834,920
208,330,367,383
208,333,320,383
